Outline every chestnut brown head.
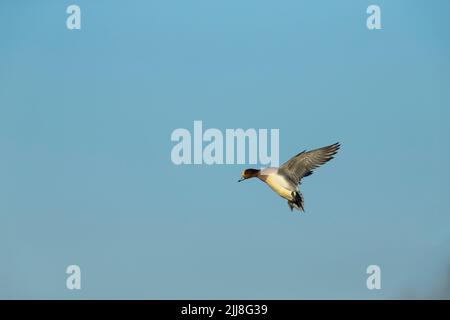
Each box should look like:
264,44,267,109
238,168,260,182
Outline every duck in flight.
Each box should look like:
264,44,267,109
238,142,340,211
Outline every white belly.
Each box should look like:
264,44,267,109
259,173,294,201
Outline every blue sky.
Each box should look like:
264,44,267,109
1,0,450,299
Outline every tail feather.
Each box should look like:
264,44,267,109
288,191,304,212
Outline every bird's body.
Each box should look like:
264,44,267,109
257,168,295,201
238,143,340,212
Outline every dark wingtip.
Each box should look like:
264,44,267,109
329,142,341,154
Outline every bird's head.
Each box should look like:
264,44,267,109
238,168,260,182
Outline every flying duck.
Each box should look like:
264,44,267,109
238,142,340,211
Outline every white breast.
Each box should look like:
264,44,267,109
258,170,295,201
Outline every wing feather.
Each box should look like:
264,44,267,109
278,142,340,185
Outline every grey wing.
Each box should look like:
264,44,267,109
278,142,340,185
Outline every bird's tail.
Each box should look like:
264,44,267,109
288,191,304,212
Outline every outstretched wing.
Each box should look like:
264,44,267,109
278,142,340,185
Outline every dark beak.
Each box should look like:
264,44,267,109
238,178,244,182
